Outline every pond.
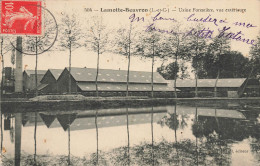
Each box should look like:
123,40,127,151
0,105,260,165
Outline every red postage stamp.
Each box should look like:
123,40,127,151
0,0,42,35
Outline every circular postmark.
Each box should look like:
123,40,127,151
5,4,58,55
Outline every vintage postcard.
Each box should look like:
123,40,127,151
0,0,260,165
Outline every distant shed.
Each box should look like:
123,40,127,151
39,69,63,93
56,67,175,97
168,78,260,97
23,70,47,91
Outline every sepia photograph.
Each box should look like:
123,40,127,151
0,0,260,165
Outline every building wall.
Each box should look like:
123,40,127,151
40,71,58,93
175,78,260,98
57,69,78,93
56,69,174,97
23,73,30,91
23,73,45,91
79,91,175,98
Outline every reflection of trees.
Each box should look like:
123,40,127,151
160,105,179,131
250,122,260,163
34,111,37,165
159,105,188,132
9,116,15,144
112,138,231,165
179,114,188,130
14,113,22,166
190,108,260,165
151,107,154,166
190,108,259,141
250,138,260,163
83,109,108,166
95,109,99,165
192,107,204,138
0,103,2,155
1,138,234,166
108,146,131,165
191,108,233,165
126,107,130,165
194,116,250,141
6,153,90,166
56,113,77,166
203,133,232,165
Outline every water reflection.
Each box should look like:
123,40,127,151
1,101,3,156
1,105,260,165
14,113,22,166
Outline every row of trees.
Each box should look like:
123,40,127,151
1,13,260,98
59,13,260,98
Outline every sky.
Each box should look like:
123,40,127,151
1,0,260,74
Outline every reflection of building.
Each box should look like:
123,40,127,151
56,67,174,97
23,70,47,91
38,69,63,93
19,107,167,131
167,106,246,119
168,78,260,97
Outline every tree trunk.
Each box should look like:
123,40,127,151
95,34,100,97
195,106,199,165
174,104,177,143
195,71,198,98
214,69,220,98
151,42,155,98
126,24,132,98
194,35,199,98
0,98,3,155
238,67,254,97
126,45,131,98
95,109,99,165
174,103,179,163
68,41,72,94
126,107,130,165
0,37,4,97
174,35,180,99
174,54,178,98
68,118,71,166
34,111,37,164
151,107,154,166
35,37,38,97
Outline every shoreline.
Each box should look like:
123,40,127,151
1,97,260,113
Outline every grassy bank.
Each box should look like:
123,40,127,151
175,97,260,108
2,97,260,113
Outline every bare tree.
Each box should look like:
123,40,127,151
85,16,109,97
163,24,187,98
138,30,164,98
208,37,230,97
115,24,141,97
1,37,4,97
250,33,260,77
24,37,41,96
184,24,209,97
0,37,12,96
23,16,58,96
59,13,82,94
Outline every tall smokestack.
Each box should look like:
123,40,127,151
15,37,23,92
